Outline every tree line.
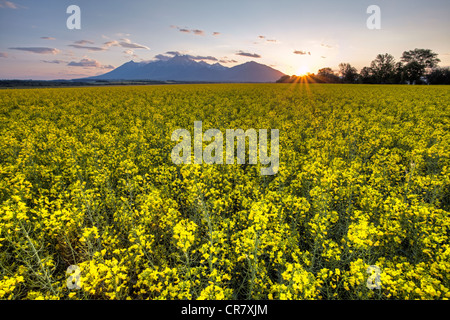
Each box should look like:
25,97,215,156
277,48,450,85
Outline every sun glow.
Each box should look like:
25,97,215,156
296,65,311,76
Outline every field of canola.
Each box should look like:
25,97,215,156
0,83,449,300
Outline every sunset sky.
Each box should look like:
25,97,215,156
0,0,449,80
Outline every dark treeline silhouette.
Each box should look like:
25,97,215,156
277,48,450,85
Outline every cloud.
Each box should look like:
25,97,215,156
172,26,205,36
154,54,172,61
192,29,204,36
103,40,119,48
123,49,138,59
219,59,238,64
67,58,114,69
236,51,261,58
321,44,333,48
68,44,106,51
0,1,18,9
158,51,218,62
74,40,95,45
41,59,66,64
0,52,7,58
321,56,326,59
166,51,182,56
293,50,310,55
188,55,217,61
41,36,56,40
119,38,149,49
70,39,148,51
213,32,221,36
254,36,277,45
9,47,60,54
119,42,149,49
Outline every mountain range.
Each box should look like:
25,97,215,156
81,55,285,82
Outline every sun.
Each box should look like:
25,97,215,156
296,65,311,76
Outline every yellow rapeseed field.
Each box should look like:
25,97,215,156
0,83,449,300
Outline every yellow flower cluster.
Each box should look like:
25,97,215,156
0,275,24,299
0,84,448,300
173,219,198,252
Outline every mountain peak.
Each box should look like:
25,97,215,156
82,56,285,82
242,61,261,65
170,54,193,61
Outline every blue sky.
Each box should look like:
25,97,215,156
0,0,449,79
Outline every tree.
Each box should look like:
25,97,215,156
427,67,450,84
276,75,291,83
317,68,340,83
401,49,440,83
392,62,405,84
369,53,396,83
338,63,358,83
360,66,375,83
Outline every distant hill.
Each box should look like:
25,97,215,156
79,55,285,83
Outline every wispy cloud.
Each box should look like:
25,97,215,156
321,44,333,48
116,33,131,37
0,1,20,9
219,59,238,64
74,40,95,45
213,32,221,36
123,49,138,59
118,38,150,49
41,59,66,64
41,36,56,40
103,40,119,48
161,51,218,61
154,54,171,61
236,51,261,58
192,29,204,36
68,44,106,52
166,51,182,56
189,55,217,61
293,50,311,55
68,38,149,52
68,58,114,69
172,26,205,36
0,52,7,58
9,47,60,54
254,36,277,44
